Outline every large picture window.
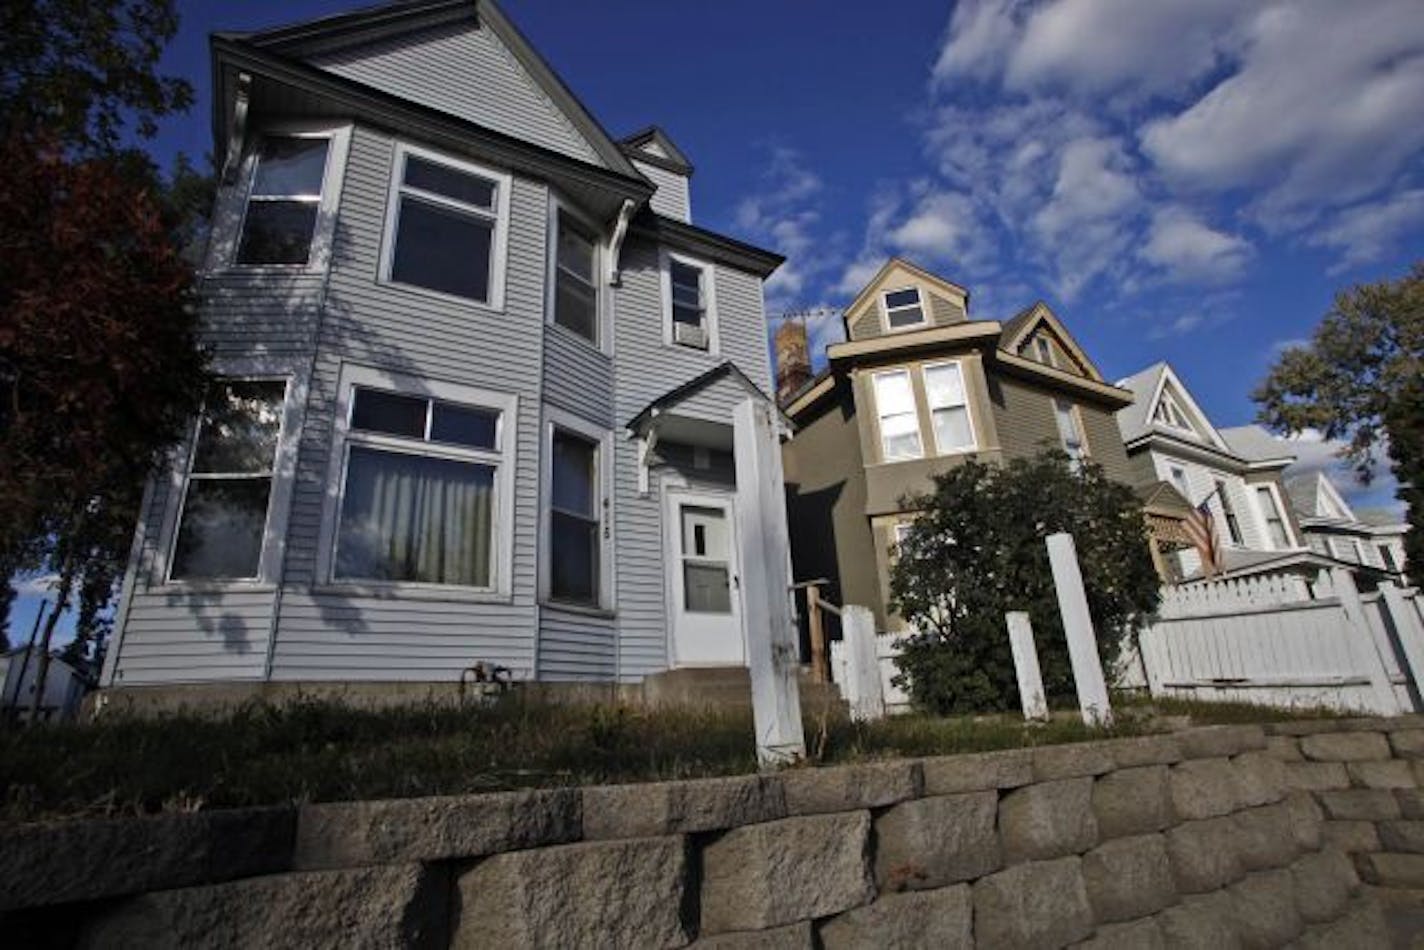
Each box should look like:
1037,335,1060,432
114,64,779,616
334,386,504,588
554,212,598,343
237,136,331,266
872,369,922,460
171,380,287,580
384,147,507,304
923,362,975,454
549,429,600,604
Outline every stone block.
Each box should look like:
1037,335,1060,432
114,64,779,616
1000,777,1099,863
83,864,443,949
294,788,578,870
454,836,686,948
1106,734,1182,768
1153,890,1239,949
1294,895,1390,950
1228,868,1303,949
701,812,873,934
1265,735,1302,761
1032,742,1115,781
1266,719,1371,736
1289,849,1359,925
1389,728,1424,759
818,885,971,950
1166,817,1244,894
1231,752,1286,807
780,761,920,815
1285,790,1324,851
1231,803,1299,872
1353,851,1424,888
1093,765,1171,840
1380,820,1424,853
1346,759,1415,789
1081,833,1177,924
1073,917,1165,950
583,775,784,840
0,807,295,912
1321,820,1381,853
1316,788,1402,821
1170,758,1241,820
692,922,813,949
1399,787,1424,818
1284,761,1350,791
1177,725,1265,759
921,748,1031,794
874,792,1000,891
973,857,1094,950
1299,731,1391,762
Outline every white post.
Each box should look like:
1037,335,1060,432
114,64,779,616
842,605,885,721
1006,611,1049,721
1046,532,1113,727
1334,568,1403,715
733,398,806,765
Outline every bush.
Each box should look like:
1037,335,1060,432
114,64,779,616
889,451,1160,715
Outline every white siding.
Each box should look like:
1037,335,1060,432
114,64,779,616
543,325,614,428
538,606,617,680
632,158,690,222
1153,451,1269,575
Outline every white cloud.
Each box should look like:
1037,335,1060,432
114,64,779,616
731,147,832,312
1281,429,1404,516
1307,189,1424,272
1030,136,1142,299
933,0,1028,84
1141,206,1252,284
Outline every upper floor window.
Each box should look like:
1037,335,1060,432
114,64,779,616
882,288,927,330
549,427,602,605
1168,464,1190,499
382,145,510,307
1054,399,1086,465
1380,544,1400,572
1255,486,1290,548
1035,336,1056,367
1216,479,1244,545
170,380,288,580
663,251,716,351
923,361,975,454
553,211,599,344
872,369,922,461
236,136,331,266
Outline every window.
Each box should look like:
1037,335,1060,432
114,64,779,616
1216,479,1243,545
237,136,330,265
334,386,504,588
872,370,922,460
549,429,600,605
171,380,287,580
667,256,712,350
1255,486,1290,548
384,147,507,304
1168,464,1190,498
882,288,926,330
1054,400,1087,465
680,506,732,613
923,362,975,454
1380,544,1400,572
1351,539,1366,564
554,212,598,343
1036,336,1056,367
1153,391,1192,431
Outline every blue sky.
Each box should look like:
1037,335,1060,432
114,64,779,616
10,0,1420,641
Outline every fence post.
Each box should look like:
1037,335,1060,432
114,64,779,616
806,584,828,684
842,605,885,721
1331,568,1402,716
1046,532,1114,727
1006,611,1049,721
1380,582,1424,713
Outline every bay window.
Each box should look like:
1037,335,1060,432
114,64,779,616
872,369,922,460
237,136,331,266
553,212,598,343
923,362,976,454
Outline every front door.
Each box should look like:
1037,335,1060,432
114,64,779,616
666,491,745,666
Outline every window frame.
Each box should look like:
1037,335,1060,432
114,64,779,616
378,142,513,311
1379,543,1400,572
871,368,925,462
1251,483,1293,550
659,248,719,354
880,286,929,333
317,364,518,600
539,406,614,611
213,121,352,275
1053,398,1088,465
546,197,607,352
921,360,979,456
1215,479,1245,546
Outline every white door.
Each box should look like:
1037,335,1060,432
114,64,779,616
666,492,745,666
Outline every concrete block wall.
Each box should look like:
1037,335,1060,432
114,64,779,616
0,721,1413,947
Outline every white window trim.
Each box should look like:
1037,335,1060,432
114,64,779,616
538,406,615,612
155,357,310,589
880,286,930,334
1054,398,1088,463
871,368,924,462
315,363,518,600
210,120,353,275
1249,482,1295,551
921,360,979,456
1153,390,1196,436
545,195,609,354
659,248,720,354
1214,478,1247,548
378,142,513,312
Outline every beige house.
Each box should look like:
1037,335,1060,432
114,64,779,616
781,259,1136,631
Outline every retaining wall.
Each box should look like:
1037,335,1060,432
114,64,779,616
3,719,1417,947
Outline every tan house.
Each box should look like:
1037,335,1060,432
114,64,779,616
781,259,1136,632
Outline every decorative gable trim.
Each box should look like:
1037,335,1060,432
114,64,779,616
841,258,970,335
620,126,693,175
998,302,1103,382
1145,364,1230,452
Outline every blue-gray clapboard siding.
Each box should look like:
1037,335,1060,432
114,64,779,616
537,606,617,681
631,158,690,222
310,21,602,168
541,324,614,428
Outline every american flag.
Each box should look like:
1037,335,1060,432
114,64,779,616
1183,496,1221,575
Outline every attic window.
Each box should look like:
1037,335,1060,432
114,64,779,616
1035,336,1056,367
882,288,927,330
1153,391,1192,432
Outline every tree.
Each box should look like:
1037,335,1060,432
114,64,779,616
1254,264,1424,586
888,452,1161,715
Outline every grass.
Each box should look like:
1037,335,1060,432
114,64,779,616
0,691,1335,825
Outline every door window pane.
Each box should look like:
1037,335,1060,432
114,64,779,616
684,563,732,613
390,196,494,301
681,506,731,614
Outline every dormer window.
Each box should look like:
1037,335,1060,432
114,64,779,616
1035,336,1056,367
237,136,331,266
1153,391,1192,432
883,288,927,330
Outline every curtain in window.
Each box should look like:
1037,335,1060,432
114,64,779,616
337,447,493,587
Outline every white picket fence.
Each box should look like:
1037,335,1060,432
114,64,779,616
830,628,911,715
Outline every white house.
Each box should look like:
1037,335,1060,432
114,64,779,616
1286,471,1410,576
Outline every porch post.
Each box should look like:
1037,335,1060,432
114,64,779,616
733,397,806,766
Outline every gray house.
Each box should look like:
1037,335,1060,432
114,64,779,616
99,0,789,696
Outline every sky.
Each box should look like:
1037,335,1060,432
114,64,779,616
9,0,1421,640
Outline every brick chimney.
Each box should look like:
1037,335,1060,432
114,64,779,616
775,318,812,405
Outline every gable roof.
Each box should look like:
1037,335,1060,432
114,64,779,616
998,301,1103,381
1285,471,1355,521
620,125,693,175
625,361,780,433
841,257,970,327
1115,361,1229,452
